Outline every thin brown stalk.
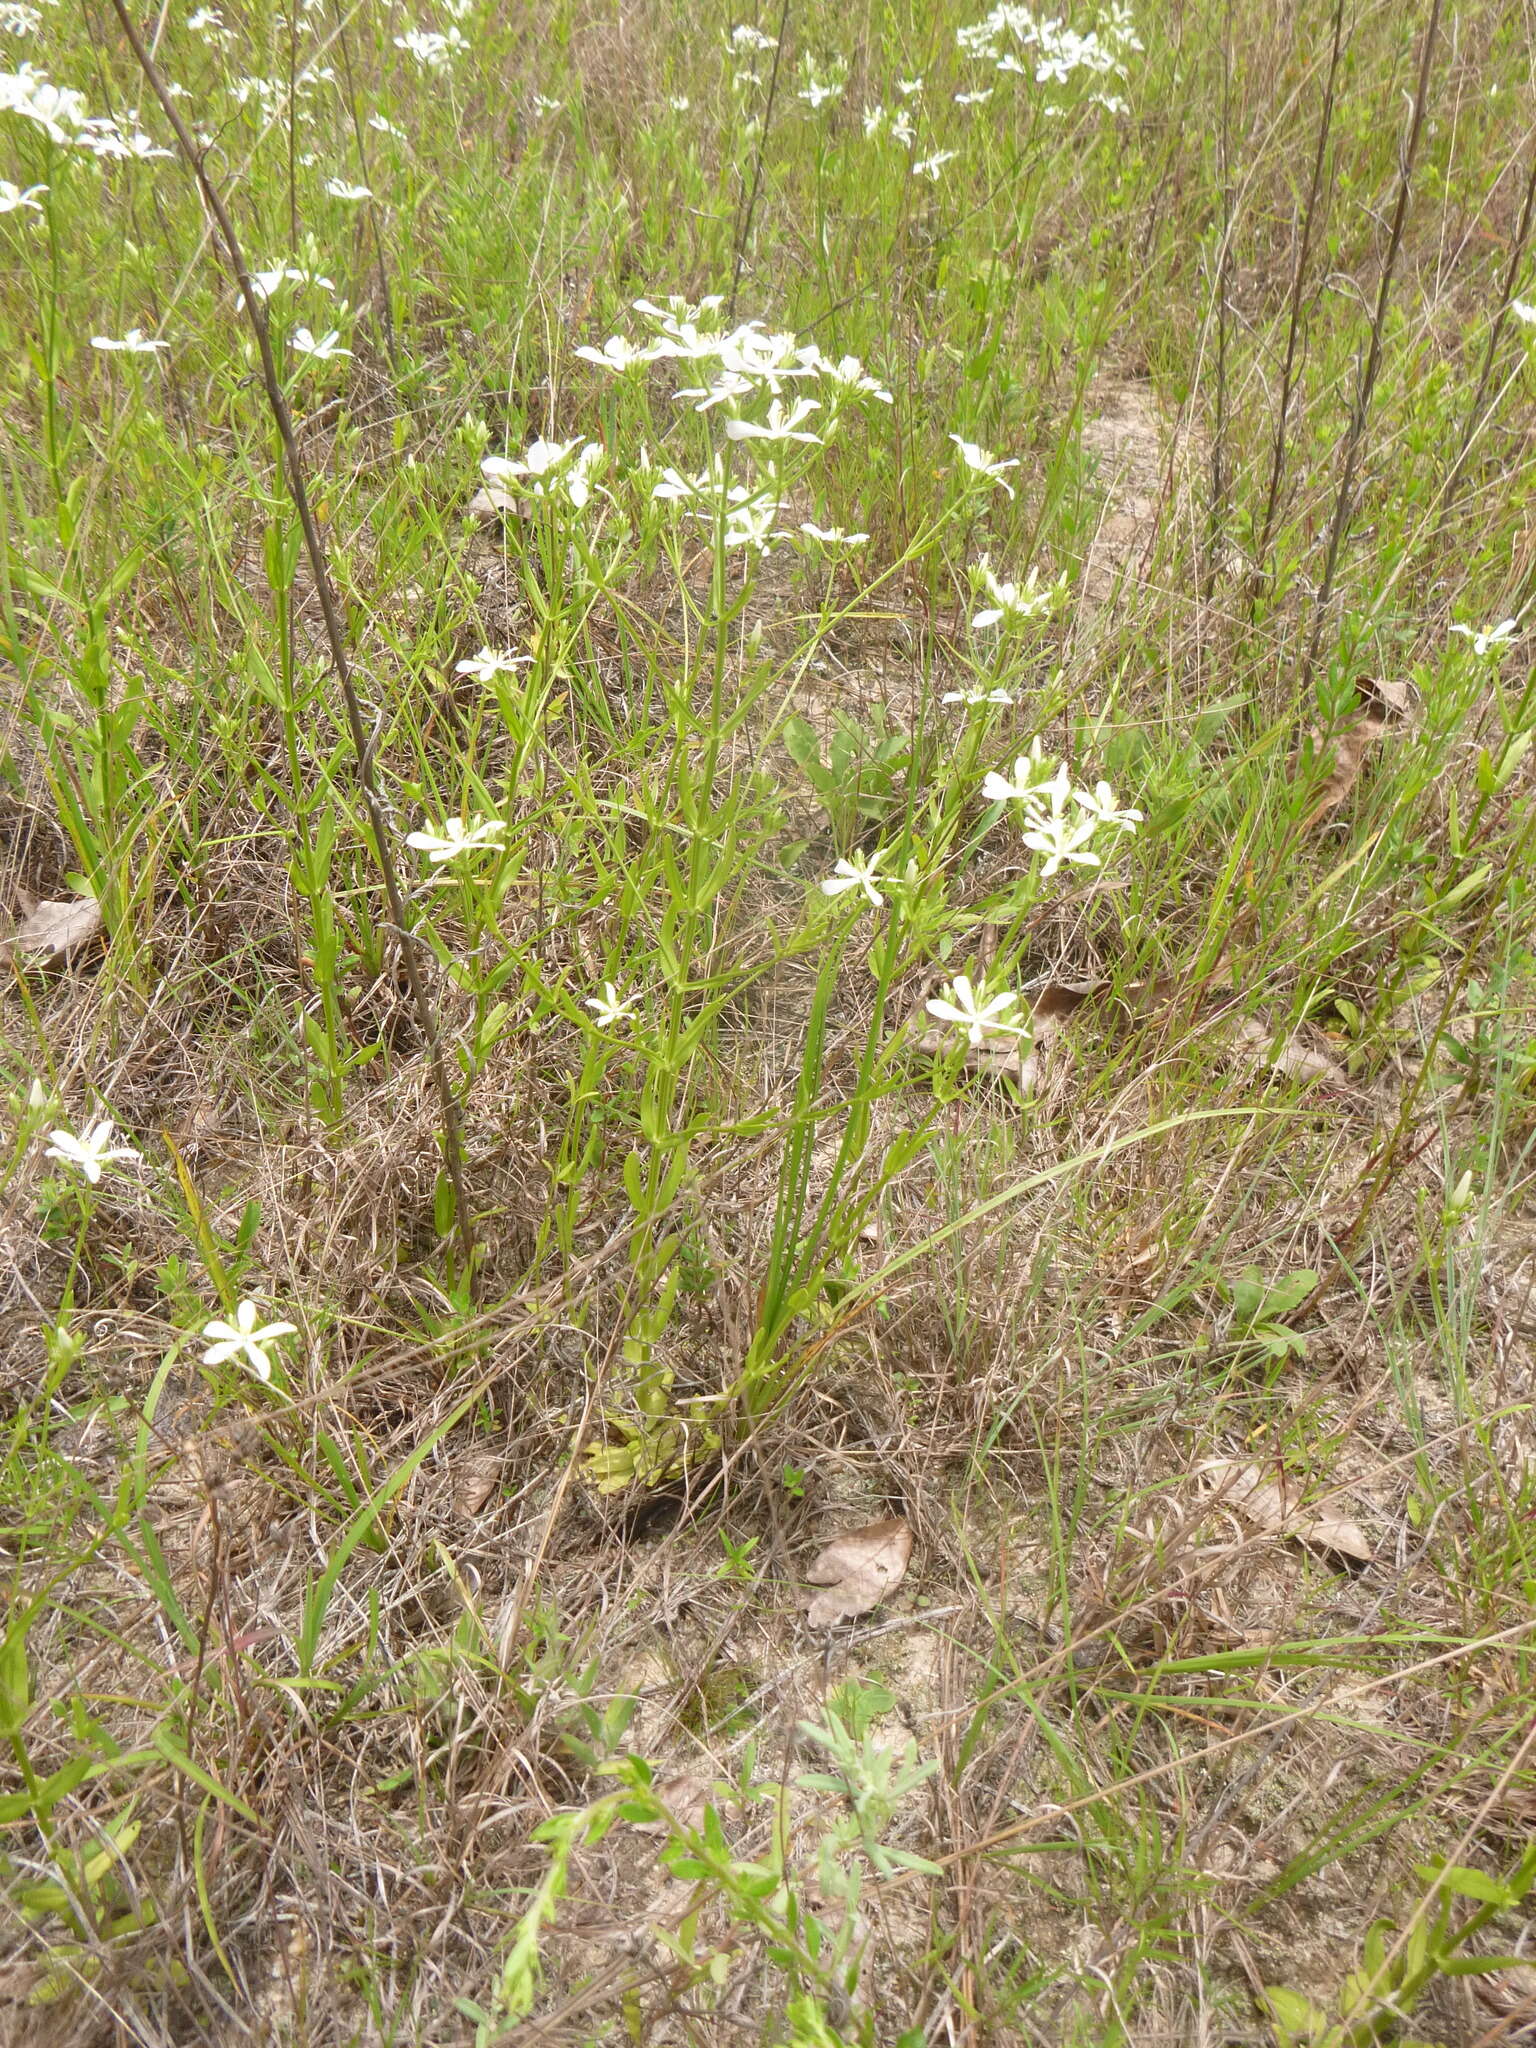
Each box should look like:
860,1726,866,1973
106,0,476,1279
1249,0,1348,604
727,0,794,322
1440,125,1536,521
1300,0,1443,692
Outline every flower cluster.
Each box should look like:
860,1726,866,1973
481,435,604,511
0,64,174,157
982,750,1142,875
957,1,1140,110
969,557,1067,630
393,26,468,67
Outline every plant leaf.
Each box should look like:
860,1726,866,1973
804,1518,912,1627
11,892,103,962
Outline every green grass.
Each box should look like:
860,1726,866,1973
2,0,1536,2041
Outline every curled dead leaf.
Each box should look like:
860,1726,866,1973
467,483,519,525
632,1772,715,1835
1300,676,1410,830
453,1453,502,1518
804,1517,913,1627
1200,1460,1372,1565
1221,1014,1350,1088
11,892,103,963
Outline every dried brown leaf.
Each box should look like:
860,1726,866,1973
1222,1014,1350,1087
11,892,103,962
467,483,518,524
804,1517,913,1627
453,1453,502,1518
1201,1461,1372,1564
1300,676,1411,829
632,1773,715,1835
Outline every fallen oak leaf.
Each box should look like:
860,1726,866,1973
10,891,103,963
805,1517,913,1627
1199,1460,1373,1566
1299,676,1410,831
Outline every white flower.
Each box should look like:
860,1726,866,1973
574,333,647,373
981,749,1050,804
368,112,405,137
862,103,887,138
722,498,784,551
201,1299,298,1383
455,646,530,682
800,523,869,546
926,975,1027,1047
722,395,823,445
1511,301,1536,327
44,1118,141,1184
890,109,916,147
290,326,351,360
955,88,993,106
583,982,637,1029
186,7,228,36
75,115,170,159
247,263,336,302
405,814,506,864
797,75,842,110
815,352,894,404
668,95,691,112
1449,619,1518,658
913,150,957,181
951,435,1019,497
971,561,1066,630
0,178,44,211
729,24,777,51
1022,810,1102,877
0,3,43,32
0,66,89,143
943,687,1014,706
91,328,166,354
896,75,924,97
393,26,466,67
532,93,562,115
482,437,604,509
1072,779,1143,830
820,847,893,908
324,177,372,201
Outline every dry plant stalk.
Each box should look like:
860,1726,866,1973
104,0,476,1277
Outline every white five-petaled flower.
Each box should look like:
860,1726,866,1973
1072,779,1144,830
1511,301,1536,327
532,93,562,115
723,395,823,446
482,437,604,509
44,1118,141,1184
405,814,506,864
926,975,1027,1047
1449,618,1518,658
971,561,1066,631
0,177,44,212
913,150,957,181
583,982,637,1029
246,263,336,302
950,434,1019,497
820,846,893,909
323,177,372,201
574,333,647,373
455,646,531,682
896,75,924,97
201,1299,298,1383
91,328,166,354
981,749,1051,805
943,686,1014,706
290,326,351,360
800,523,869,546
